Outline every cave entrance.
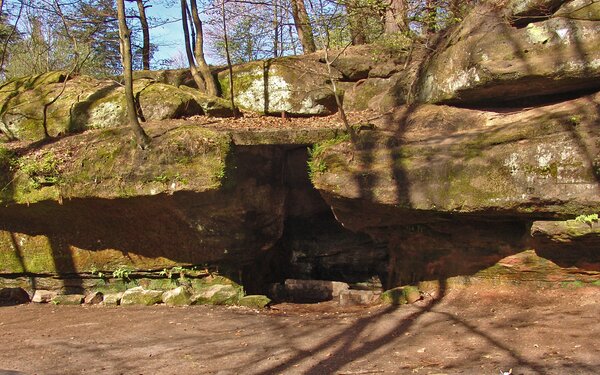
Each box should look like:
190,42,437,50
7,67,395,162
239,146,387,300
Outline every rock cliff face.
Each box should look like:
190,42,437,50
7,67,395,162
0,0,599,295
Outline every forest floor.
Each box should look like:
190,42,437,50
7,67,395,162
1,283,599,375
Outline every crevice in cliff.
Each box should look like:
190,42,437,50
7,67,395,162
442,87,600,111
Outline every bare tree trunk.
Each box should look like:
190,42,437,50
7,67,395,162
190,0,218,96
117,0,151,149
384,0,407,34
291,0,316,53
273,0,279,57
180,0,207,91
0,0,22,77
136,0,151,70
346,1,367,45
222,0,237,117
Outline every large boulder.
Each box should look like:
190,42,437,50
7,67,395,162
120,286,163,306
312,92,600,221
416,3,600,104
218,57,341,115
0,73,231,142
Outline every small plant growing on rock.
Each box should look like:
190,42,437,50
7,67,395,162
113,265,134,281
568,115,582,126
575,213,599,227
17,152,62,188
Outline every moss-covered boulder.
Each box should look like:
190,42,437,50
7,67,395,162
120,286,163,306
238,295,271,309
218,57,340,115
52,294,84,305
178,86,234,117
0,123,229,205
102,292,123,305
416,3,600,104
0,74,226,143
162,286,192,306
192,284,242,305
381,286,420,305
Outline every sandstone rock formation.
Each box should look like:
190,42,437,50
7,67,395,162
0,0,598,299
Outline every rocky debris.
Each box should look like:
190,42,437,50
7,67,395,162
238,295,271,309
338,290,379,306
84,291,104,305
381,286,421,305
162,286,192,306
279,279,350,303
0,287,30,305
31,290,58,303
192,284,242,305
120,287,163,306
417,2,600,104
52,294,84,305
102,292,123,306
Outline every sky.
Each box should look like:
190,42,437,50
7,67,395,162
142,2,188,67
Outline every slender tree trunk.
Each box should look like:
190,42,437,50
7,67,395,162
222,0,237,117
180,0,206,91
273,0,279,57
190,0,218,96
346,1,367,45
117,0,151,149
136,0,151,70
291,0,316,53
384,0,407,34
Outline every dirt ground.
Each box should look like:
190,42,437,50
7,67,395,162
1,284,599,375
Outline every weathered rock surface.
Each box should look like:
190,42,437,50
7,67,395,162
475,250,600,284
84,291,103,305
0,73,231,142
338,289,379,306
0,287,30,304
120,287,163,306
52,294,84,305
31,289,57,303
162,286,192,306
218,57,340,115
280,279,350,302
238,295,271,309
532,219,600,244
102,292,123,306
192,284,241,305
417,2,600,104
313,93,600,219
381,286,421,305
531,219,600,271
